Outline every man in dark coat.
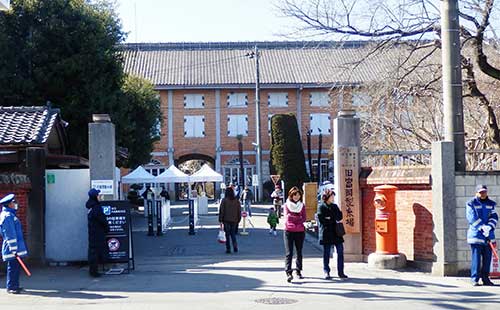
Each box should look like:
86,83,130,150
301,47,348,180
160,186,170,201
86,188,109,277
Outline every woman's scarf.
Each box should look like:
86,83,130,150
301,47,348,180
286,199,304,213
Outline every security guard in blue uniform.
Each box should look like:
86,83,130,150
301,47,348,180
466,185,498,286
0,193,28,294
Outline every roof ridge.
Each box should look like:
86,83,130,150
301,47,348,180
0,105,61,114
1,106,47,112
121,41,370,51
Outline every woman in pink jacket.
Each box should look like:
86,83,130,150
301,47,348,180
283,186,307,282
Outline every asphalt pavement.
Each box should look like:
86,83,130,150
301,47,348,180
1,202,499,309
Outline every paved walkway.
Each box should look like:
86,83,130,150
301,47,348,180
1,203,499,309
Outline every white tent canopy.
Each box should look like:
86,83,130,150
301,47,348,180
121,166,156,184
0,0,10,11
156,165,190,183
189,164,223,182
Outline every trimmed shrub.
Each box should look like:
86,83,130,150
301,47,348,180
270,114,309,194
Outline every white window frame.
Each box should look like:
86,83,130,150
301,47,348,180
310,91,329,107
184,94,205,109
184,115,205,138
227,114,249,137
267,114,274,135
352,91,371,107
227,92,248,108
311,159,330,183
268,92,288,107
310,113,331,135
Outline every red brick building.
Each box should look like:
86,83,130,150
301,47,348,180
122,41,394,195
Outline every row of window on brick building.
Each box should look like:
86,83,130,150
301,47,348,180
178,91,370,138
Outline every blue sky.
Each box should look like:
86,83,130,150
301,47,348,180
115,0,296,43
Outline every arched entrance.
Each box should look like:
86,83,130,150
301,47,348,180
176,154,216,200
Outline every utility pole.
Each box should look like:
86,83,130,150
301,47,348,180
441,0,466,171
254,46,263,201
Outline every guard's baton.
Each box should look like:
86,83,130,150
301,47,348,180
488,241,499,261
16,255,32,277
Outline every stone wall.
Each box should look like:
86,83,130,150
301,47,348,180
455,171,500,273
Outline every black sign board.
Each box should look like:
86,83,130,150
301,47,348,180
101,201,135,270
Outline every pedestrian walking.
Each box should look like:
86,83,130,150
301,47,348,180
466,184,498,286
241,186,254,217
218,187,242,254
142,185,154,201
283,186,307,282
0,194,28,294
86,188,109,277
271,185,284,217
159,186,170,201
317,188,348,280
267,206,279,236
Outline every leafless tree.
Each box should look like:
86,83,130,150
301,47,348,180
278,0,500,169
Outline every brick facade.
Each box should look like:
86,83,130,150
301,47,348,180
361,167,434,262
152,87,342,185
0,183,31,247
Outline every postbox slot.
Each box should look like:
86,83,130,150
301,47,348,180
375,220,388,233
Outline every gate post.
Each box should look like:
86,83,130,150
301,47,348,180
333,109,362,261
431,141,458,275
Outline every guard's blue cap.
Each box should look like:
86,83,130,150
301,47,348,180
0,193,15,206
88,188,100,197
476,184,488,193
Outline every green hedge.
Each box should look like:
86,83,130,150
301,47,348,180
269,114,309,194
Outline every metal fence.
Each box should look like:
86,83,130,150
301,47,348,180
466,150,500,171
361,149,500,171
361,150,431,167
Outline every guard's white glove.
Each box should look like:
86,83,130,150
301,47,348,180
481,225,492,237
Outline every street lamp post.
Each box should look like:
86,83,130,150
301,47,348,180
246,46,263,201
254,46,263,201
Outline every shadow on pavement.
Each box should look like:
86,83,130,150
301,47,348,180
20,290,127,299
255,285,499,308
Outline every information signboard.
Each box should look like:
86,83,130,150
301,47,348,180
91,180,114,195
101,201,134,271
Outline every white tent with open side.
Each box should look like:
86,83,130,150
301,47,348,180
156,165,190,183
189,164,223,182
121,166,156,184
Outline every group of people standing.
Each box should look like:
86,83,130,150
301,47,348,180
218,184,347,282
281,185,347,282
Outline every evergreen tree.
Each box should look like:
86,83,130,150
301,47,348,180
0,0,160,167
270,114,308,193
115,75,160,168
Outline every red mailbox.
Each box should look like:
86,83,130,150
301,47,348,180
373,185,398,254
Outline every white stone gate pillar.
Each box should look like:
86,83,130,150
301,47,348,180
334,109,363,261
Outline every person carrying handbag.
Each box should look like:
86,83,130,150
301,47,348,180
283,186,307,282
218,187,241,254
317,188,348,280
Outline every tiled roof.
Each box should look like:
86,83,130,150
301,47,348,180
0,106,59,145
121,41,405,88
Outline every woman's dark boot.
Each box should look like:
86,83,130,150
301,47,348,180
296,270,303,279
